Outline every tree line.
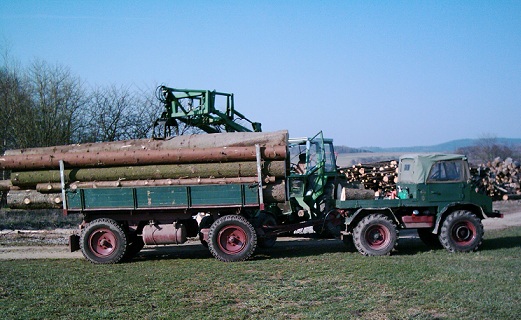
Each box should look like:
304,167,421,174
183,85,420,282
0,57,162,154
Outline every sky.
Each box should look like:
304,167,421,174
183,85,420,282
0,1,520,148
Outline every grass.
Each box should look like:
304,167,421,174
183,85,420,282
1,227,520,319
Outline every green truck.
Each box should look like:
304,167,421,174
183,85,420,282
1,86,502,263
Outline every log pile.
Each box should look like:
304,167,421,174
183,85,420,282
1,131,289,208
339,160,398,197
471,157,521,200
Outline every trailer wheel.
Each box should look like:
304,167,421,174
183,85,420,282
80,218,128,264
353,214,397,256
439,210,483,253
417,228,442,249
256,212,277,249
123,233,145,261
198,216,214,247
208,215,257,262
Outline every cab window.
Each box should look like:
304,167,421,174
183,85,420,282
427,160,465,182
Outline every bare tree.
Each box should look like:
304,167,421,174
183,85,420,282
27,60,87,147
0,57,35,150
456,134,519,164
84,84,160,142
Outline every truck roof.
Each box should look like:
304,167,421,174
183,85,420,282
398,154,467,184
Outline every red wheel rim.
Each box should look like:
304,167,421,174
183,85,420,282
365,225,390,250
217,225,248,255
88,228,118,258
451,221,476,245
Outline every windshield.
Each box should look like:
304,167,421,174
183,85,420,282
427,160,466,182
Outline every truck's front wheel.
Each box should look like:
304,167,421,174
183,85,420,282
439,210,483,252
208,215,257,262
353,214,397,256
80,218,128,264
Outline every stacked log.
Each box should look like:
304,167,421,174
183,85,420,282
339,160,398,197
471,157,521,200
1,131,289,208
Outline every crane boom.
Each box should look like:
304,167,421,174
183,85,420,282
153,86,261,138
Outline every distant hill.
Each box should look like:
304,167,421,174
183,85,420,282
338,138,521,154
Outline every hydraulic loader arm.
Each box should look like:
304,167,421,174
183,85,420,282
153,86,262,138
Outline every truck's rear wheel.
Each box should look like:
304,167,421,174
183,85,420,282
80,218,128,264
255,212,277,249
342,234,356,252
417,228,442,249
208,215,257,262
353,214,397,256
439,210,483,252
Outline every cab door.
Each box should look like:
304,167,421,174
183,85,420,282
304,132,327,204
426,160,467,202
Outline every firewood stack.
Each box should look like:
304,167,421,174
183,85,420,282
471,157,521,200
339,160,398,196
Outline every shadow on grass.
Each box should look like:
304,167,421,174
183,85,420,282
133,243,213,262
254,239,348,260
130,236,437,262
481,235,521,251
132,238,350,262
129,230,519,263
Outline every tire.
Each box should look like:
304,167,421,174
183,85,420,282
198,216,214,247
353,214,398,256
342,234,356,252
417,228,442,249
80,218,128,264
256,212,277,249
123,232,145,261
439,210,484,253
208,215,257,262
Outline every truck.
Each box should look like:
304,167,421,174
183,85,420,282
0,86,502,263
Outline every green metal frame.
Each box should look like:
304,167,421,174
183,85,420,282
66,184,259,212
155,86,262,136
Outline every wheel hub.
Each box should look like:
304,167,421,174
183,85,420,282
366,225,387,247
89,229,116,257
218,226,247,255
454,225,472,241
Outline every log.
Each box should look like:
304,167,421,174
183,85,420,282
0,180,13,191
0,145,287,170
4,130,288,156
338,186,375,201
263,180,286,203
11,161,287,187
502,194,521,201
7,190,62,209
9,180,286,209
36,176,277,193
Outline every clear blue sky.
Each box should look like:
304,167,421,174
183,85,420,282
1,1,520,148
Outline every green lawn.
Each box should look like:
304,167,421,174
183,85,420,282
1,227,520,320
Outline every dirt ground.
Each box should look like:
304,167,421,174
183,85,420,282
1,201,520,261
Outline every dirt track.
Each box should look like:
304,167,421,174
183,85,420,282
1,201,520,261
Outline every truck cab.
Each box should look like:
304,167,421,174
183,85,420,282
396,154,493,213
283,132,339,222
